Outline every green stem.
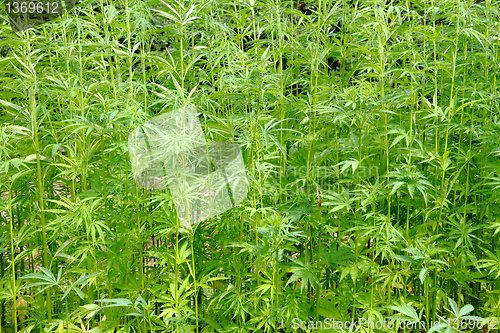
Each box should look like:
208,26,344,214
8,189,17,333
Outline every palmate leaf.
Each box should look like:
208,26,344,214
388,181,405,195
280,197,314,223
322,189,354,213
20,267,63,296
21,266,61,285
284,256,320,292
387,301,422,322
444,297,479,319
385,167,433,204
336,158,359,175
428,302,486,333
321,246,355,267
479,249,500,278
253,283,272,297
62,272,103,300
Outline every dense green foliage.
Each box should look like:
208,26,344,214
1,0,500,331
